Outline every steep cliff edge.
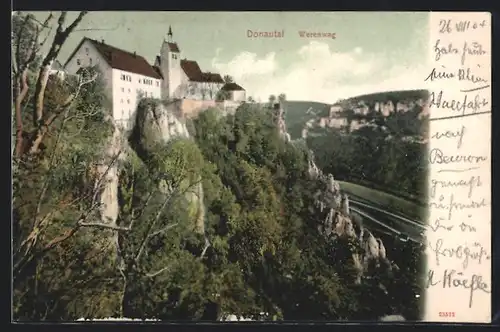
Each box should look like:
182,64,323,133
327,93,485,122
273,103,393,284
131,99,205,234
93,99,205,237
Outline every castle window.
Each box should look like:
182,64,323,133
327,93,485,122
76,59,81,65
121,99,123,103
172,54,177,60
121,87,124,92
85,47,89,54
128,88,131,93
127,99,130,104
156,81,159,87
89,58,93,65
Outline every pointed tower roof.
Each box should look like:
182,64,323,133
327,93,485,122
165,42,180,53
164,25,180,52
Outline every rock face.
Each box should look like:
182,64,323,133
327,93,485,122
133,99,206,234
135,99,191,147
95,123,126,228
274,103,392,284
273,103,291,142
308,91,429,137
93,99,205,236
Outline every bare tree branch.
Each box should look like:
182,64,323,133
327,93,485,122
77,221,134,231
29,70,98,155
33,100,73,228
200,237,211,259
34,11,88,127
149,223,178,238
30,12,54,29
14,147,121,278
12,13,43,158
37,12,55,48
145,266,170,278
134,177,204,264
73,26,119,32
134,192,177,263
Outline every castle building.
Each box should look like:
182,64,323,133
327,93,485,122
63,26,244,128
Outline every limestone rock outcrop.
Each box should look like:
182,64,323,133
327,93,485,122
274,103,392,283
134,99,191,147
93,99,205,236
273,104,291,142
133,99,205,234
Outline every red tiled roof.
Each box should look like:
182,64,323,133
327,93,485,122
202,72,224,83
180,59,203,81
180,59,224,83
152,66,163,79
64,37,162,79
221,82,245,91
166,42,180,53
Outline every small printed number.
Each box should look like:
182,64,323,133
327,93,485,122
439,312,455,317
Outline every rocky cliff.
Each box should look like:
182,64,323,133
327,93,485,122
92,99,206,243
314,90,429,137
274,103,392,284
132,99,206,233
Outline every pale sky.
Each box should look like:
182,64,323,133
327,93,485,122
28,11,429,104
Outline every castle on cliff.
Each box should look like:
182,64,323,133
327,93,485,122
62,26,246,128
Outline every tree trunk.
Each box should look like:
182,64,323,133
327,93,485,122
14,69,29,158
28,113,58,155
33,11,88,127
33,62,53,126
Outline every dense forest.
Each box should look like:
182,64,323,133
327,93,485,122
12,11,424,322
13,98,424,320
306,100,429,205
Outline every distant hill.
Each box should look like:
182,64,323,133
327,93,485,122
334,89,429,106
281,101,330,139
279,90,429,140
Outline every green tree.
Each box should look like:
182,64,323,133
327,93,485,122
268,95,276,107
278,93,286,105
12,64,116,320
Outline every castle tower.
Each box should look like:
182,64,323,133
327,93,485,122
167,26,173,42
159,25,182,99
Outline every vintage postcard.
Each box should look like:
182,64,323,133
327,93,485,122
11,11,491,323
